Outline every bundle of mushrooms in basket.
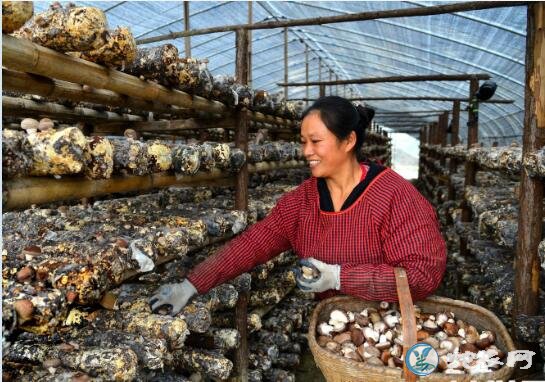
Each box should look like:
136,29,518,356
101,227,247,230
316,302,507,375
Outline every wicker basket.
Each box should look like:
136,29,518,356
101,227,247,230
308,292,516,381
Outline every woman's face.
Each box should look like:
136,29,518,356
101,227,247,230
300,111,355,178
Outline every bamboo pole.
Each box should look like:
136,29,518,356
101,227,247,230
3,59,298,128
3,161,306,210
305,45,309,108
136,1,523,44
418,127,424,181
248,1,253,88
377,115,442,120
319,84,325,98
234,27,250,382
451,100,461,145
94,118,214,133
249,111,298,127
2,69,298,131
2,34,227,114
2,68,192,117
447,100,461,202
376,110,451,115
184,1,191,58
279,73,490,87
459,78,480,257
284,27,288,101
2,96,144,122
438,112,448,167
235,29,250,212
289,96,513,104
514,2,545,325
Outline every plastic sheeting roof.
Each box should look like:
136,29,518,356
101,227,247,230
35,1,528,145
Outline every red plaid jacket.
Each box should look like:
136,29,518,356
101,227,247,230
188,167,446,301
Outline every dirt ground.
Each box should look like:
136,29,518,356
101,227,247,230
294,350,326,381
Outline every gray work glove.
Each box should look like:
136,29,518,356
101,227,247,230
295,258,341,293
149,279,198,316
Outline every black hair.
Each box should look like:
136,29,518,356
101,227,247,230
301,96,375,152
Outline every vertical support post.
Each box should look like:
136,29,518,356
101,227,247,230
514,2,545,327
233,27,249,382
465,78,480,185
335,74,339,95
305,45,309,107
319,85,325,98
283,27,288,101
183,2,191,58
439,112,448,167
448,100,460,201
247,1,253,88
418,126,424,181
432,122,438,146
318,58,323,97
329,70,332,95
460,78,480,257
451,100,461,146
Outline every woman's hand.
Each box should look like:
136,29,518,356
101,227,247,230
295,258,341,293
149,279,197,316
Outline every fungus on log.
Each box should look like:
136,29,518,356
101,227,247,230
13,4,108,52
2,1,33,33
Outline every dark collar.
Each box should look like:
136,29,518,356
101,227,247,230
318,162,385,212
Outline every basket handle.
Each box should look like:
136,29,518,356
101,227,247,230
394,267,418,382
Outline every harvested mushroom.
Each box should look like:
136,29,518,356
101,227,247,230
350,328,365,346
475,330,495,349
300,264,320,280
329,310,349,332
317,322,334,337
464,326,480,344
422,319,440,333
363,327,380,344
325,341,340,352
333,332,352,345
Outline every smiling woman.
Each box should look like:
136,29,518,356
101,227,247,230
300,97,375,211
150,95,447,317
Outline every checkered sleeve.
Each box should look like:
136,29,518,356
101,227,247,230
187,190,301,294
339,177,446,302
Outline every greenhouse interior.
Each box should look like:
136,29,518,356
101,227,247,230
1,1,544,381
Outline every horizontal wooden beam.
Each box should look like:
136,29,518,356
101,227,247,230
3,65,299,128
278,73,491,87
136,1,523,45
375,110,451,115
249,110,299,128
291,96,514,104
3,96,144,122
376,114,442,119
378,123,428,127
93,118,236,134
2,34,227,114
3,160,307,210
3,68,190,117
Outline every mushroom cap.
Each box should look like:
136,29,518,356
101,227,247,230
333,332,352,345
38,118,54,131
329,309,349,323
21,118,39,130
317,322,334,336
